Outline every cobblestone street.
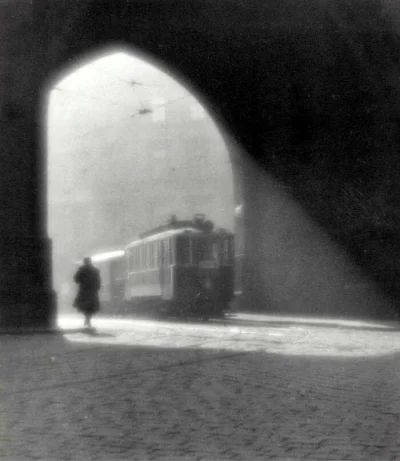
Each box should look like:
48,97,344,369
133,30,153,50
1,312,400,460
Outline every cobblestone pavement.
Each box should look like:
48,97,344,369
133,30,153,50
1,312,400,460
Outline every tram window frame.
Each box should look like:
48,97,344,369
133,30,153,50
176,235,191,265
149,243,152,269
222,238,229,265
193,236,218,263
170,238,174,265
154,242,159,267
149,242,153,269
165,238,171,266
149,244,152,269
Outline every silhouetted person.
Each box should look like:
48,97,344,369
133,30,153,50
73,257,101,328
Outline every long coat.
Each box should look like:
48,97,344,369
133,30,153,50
73,265,101,314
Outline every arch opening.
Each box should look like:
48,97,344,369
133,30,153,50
44,47,242,315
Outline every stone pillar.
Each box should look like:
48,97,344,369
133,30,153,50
0,4,57,329
0,112,57,328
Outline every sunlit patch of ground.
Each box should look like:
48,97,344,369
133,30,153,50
58,311,400,358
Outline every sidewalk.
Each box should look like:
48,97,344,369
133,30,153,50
0,312,400,460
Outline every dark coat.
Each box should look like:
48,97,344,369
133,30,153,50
73,264,101,314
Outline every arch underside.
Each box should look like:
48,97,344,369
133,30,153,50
2,0,400,326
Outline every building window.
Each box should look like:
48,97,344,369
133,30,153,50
190,103,206,120
152,98,165,122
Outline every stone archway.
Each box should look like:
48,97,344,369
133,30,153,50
2,0,400,328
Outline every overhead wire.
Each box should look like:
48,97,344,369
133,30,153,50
52,86,139,111
51,73,192,165
91,65,177,111
93,65,166,88
77,94,189,139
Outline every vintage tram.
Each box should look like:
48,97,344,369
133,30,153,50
82,215,235,319
124,215,235,319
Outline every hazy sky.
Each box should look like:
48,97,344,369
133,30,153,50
47,50,234,265
47,51,211,198
48,51,193,152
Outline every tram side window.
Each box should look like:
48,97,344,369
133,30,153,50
193,238,218,263
164,239,171,266
151,243,155,269
156,241,160,267
154,242,159,267
222,238,230,265
148,244,152,269
149,244,152,269
169,238,173,265
176,235,191,264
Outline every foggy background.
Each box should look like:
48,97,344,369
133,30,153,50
47,51,235,299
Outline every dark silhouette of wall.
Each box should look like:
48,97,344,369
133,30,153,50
1,0,400,327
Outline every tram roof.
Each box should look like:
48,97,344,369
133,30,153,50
125,227,202,248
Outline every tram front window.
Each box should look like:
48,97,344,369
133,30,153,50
194,237,219,263
176,235,191,264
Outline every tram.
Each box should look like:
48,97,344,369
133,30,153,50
124,215,235,319
77,215,235,319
